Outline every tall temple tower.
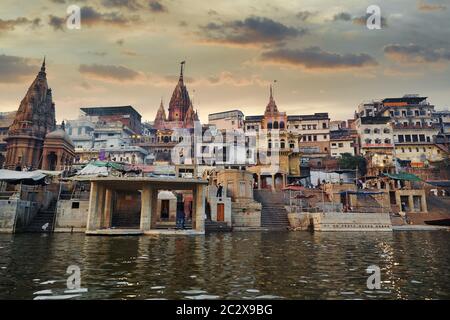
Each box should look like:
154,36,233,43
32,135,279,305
167,61,191,122
4,59,57,170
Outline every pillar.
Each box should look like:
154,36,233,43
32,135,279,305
86,182,105,231
408,195,414,213
257,174,261,190
140,185,157,231
102,188,113,229
421,194,428,213
193,184,205,232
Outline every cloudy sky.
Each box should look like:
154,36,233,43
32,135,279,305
1,0,449,123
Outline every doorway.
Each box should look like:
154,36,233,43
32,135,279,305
217,203,225,222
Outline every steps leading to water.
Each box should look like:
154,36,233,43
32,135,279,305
24,200,57,233
254,190,289,231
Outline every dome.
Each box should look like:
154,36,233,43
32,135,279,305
45,129,74,146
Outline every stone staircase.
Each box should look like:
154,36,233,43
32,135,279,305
111,211,141,229
254,189,289,231
354,194,383,213
24,200,57,233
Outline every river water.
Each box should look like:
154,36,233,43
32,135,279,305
0,231,449,300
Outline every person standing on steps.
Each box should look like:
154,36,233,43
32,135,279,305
216,183,223,198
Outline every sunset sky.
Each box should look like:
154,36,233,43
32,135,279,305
1,0,449,123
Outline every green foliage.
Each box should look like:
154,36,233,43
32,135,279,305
338,153,367,176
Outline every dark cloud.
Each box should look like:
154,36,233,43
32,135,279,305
0,17,41,33
148,1,168,13
79,63,142,82
384,43,450,63
417,1,447,11
296,11,316,21
48,6,140,30
333,11,387,27
48,15,65,31
0,55,39,83
353,13,388,27
333,12,352,21
199,16,306,46
261,47,378,70
101,0,142,11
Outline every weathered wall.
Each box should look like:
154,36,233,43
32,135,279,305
315,212,392,231
54,200,89,232
0,200,39,233
231,200,261,228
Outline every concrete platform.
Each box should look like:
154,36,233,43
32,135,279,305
86,229,144,236
144,229,205,236
393,225,450,231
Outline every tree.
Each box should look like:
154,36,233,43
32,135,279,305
338,153,367,177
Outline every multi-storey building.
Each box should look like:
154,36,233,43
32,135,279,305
287,113,330,168
357,95,448,168
330,129,356,158
208,110,244,131
355,116,395,176
66,106,147,165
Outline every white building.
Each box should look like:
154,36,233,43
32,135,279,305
208,110,244,131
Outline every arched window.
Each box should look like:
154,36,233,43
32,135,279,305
384,139,391,144
280,139,285,149
280,121,285,129
267,122,273,129
273,121,279,129
364,129,371,134
268,139,272,149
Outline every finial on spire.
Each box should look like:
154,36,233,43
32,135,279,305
269,84,273,100
41,56,46,72
180,60,186,80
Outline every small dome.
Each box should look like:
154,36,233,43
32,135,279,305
46,129,74,146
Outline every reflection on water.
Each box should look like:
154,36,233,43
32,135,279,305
0,231,449,299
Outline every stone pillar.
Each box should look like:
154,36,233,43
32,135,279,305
271,174,275,191
257,174,261,190
87,182,105,231
421,194,428,213
103,188,113,229
140,185,157,231
408,195,414,213
193,184,205,232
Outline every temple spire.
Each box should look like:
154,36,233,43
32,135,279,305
41,57,46,72
180,61,186,81
269,84,273,101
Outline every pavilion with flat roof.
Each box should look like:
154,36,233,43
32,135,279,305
77,176,208,235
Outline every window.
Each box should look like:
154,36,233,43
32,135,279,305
268,122,273,129
332,143,337,147
383,128,390,134
313,135,317,141
364,129,371,134
385,139,391,144
338,143,343,148
412,135,418,142
419,135,425,142
323,135,327,139
281,139,286,149
71,202,80,209
322,123,327,129
273,121,279,129
398,135,405,143
280,121,285,129
374,128,380,134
